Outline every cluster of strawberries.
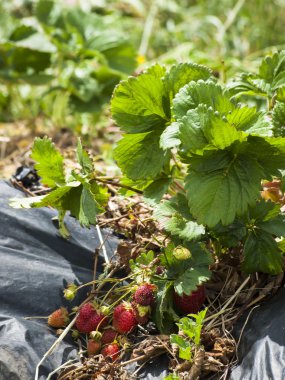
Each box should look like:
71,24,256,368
48,283,156,361
48,280,207,362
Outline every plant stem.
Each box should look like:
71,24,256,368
139,0,160,57
204,275,251,329
96,224,110,264
94,177,143,194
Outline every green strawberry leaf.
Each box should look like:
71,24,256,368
163,62,211,103
154,194,205,241
258,215,285,236
31,137,65,188
111,63,212,134
245,136,285,180
153,280,178,334
164,375,180,380
76,139,93,174
170,334,192,361
111,64,169,134
177,308,207,346
247,199,285,237
143,177,172,205
185,150,263,227
230,51,285,99
160,242,212,296
276,86,285,102
272,101,285,137
129,251,155,281
9,195,45,209
174,266,210,296
212,221,247,248
114,129,171,180
160,122,181,150
226,107,273,137
173,80,235,120
29,174,108,230
242,230,283,274
178,106,245,154
112,63,215,182
259,51,285,84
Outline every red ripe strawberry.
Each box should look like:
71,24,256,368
75,302,108,333
173,285,206,315
156,265,165,275
112,303,137,334
101,343,120,361
87,339,101,356
101,328,118,345
133,283,156,306
48,307,69,328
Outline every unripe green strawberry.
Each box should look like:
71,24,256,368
173,246,191,260
48,307,69,328
63,283,78,300
173,285,206,315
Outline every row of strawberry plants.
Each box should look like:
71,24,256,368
0,1,137,123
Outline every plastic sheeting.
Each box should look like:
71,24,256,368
230,286,285,380
0,180,120,379
0,180,169,380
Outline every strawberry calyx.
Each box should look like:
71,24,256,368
89,330,102,341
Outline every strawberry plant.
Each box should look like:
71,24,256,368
10,54,285,373
110,58,285,275
11,55,285,288
170,308,207,362
166,309,207,380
